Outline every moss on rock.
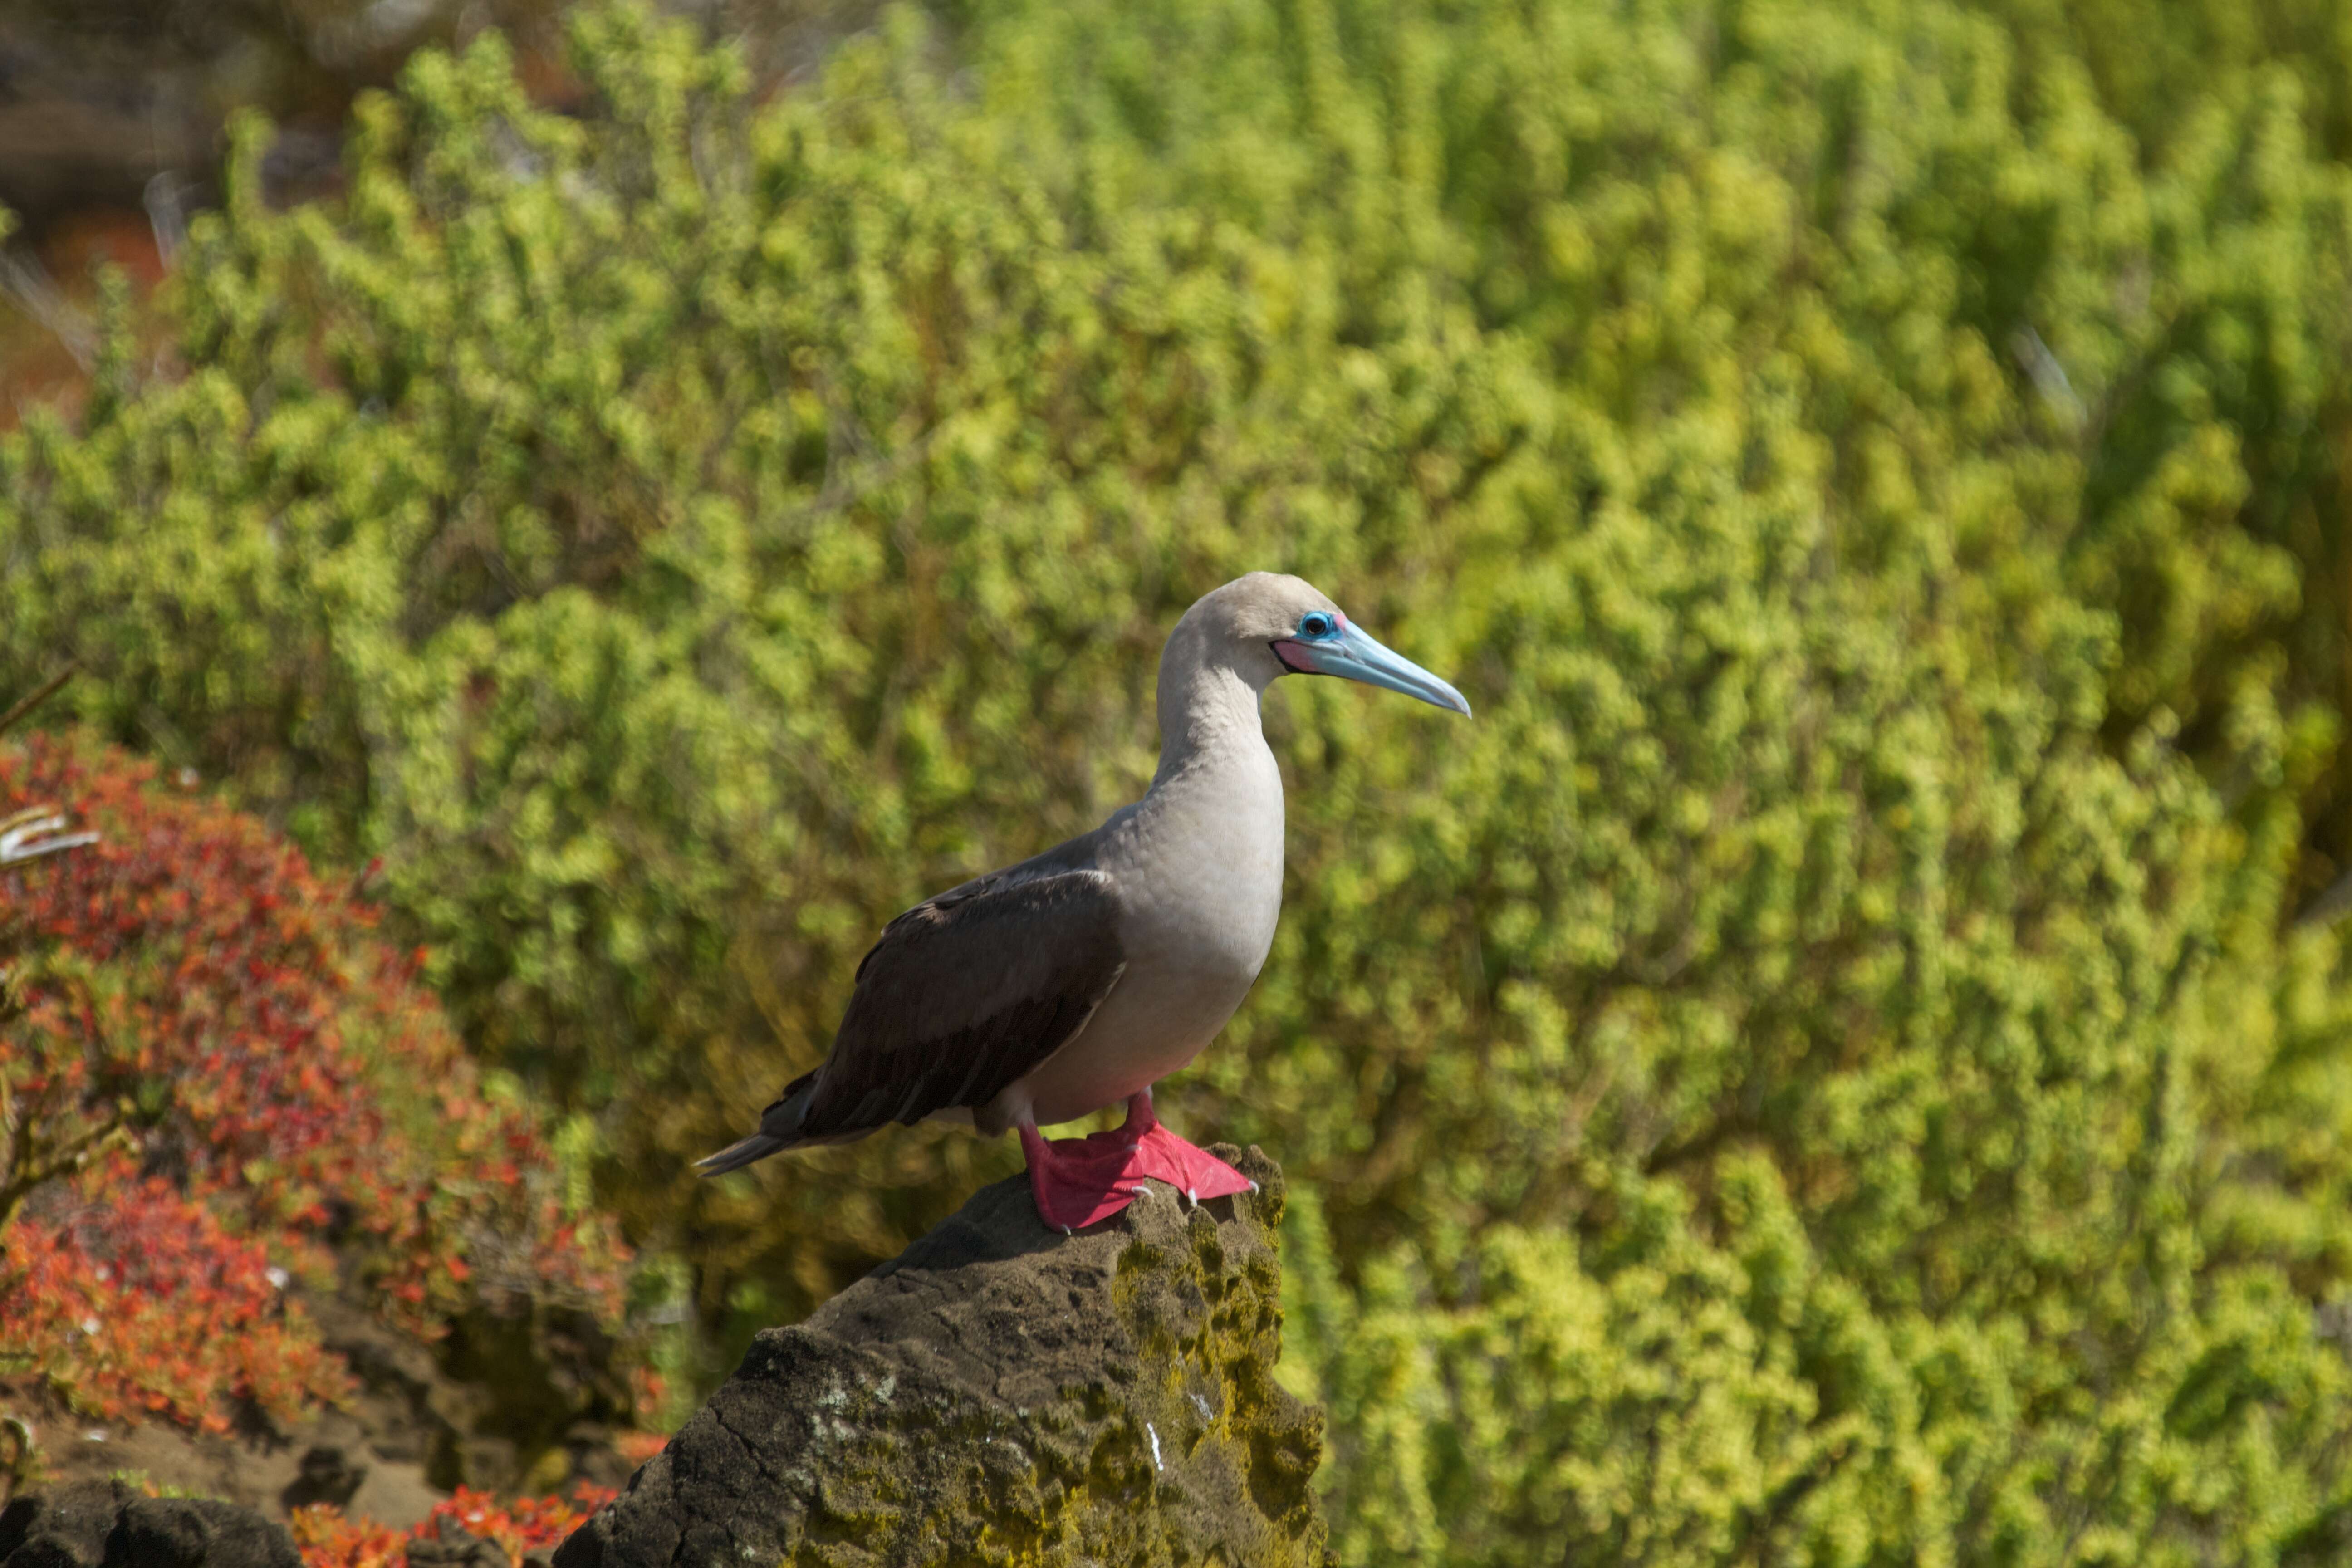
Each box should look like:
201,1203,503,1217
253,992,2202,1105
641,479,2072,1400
555,1147,1329,1568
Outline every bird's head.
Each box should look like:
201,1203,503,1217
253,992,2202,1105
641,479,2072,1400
1185,572,1471,717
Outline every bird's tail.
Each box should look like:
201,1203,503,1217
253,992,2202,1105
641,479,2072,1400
696,1071,818,1177
694,1132,793,1176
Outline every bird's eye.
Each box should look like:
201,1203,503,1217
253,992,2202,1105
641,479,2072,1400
1299,612,1335,638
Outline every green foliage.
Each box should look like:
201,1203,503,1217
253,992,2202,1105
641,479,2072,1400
10,0,2352,1559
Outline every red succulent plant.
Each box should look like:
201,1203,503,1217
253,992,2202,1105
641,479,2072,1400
0,734,632,1434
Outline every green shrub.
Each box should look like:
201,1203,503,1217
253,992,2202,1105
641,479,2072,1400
10,0,2352,1558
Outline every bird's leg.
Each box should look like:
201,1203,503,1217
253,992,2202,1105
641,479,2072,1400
1109,1087,1159,1145
1107,1081,1257,1206
1018,1088,1255,1234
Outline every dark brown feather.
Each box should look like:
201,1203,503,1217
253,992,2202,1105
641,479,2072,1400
760,867,1126,1147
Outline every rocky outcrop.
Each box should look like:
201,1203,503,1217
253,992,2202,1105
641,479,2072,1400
556,1145,1330,1568
0,1479,299,1568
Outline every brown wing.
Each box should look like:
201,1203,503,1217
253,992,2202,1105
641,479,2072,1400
749,868,1125,1156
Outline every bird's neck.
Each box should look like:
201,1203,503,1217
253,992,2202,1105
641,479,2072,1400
1150,643,1273,793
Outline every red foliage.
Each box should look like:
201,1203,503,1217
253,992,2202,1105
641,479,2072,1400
290,1485,616,1568
3,1170,353,1423
0,735,632,1431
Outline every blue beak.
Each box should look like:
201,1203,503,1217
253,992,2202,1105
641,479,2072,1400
1274,617,1472,716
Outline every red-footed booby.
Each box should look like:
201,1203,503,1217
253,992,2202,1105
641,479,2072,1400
700,573,1470,1231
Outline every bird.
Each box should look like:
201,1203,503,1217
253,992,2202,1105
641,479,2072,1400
699,572,1470,1232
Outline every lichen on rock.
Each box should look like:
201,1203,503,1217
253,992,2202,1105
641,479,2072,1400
555,1145,1330,1568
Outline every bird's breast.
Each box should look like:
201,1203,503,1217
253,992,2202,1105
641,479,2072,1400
1005,736,1286,1126
1120,746,1286,984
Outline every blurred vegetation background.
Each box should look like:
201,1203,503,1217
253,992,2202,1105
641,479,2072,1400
11,0,2352,1559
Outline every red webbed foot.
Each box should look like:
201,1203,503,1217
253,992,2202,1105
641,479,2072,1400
1019,1091,1254,1233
